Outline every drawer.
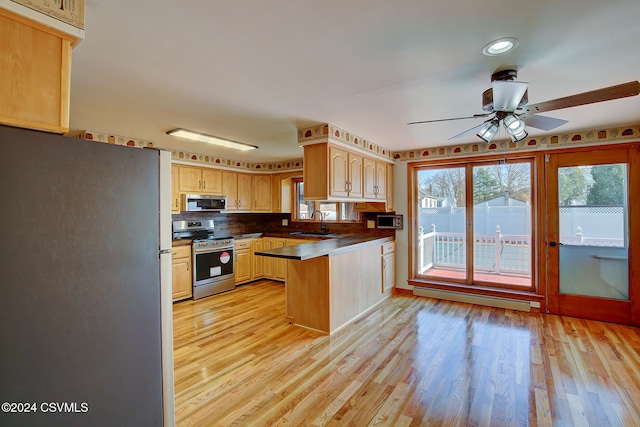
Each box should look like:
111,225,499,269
382,241,395,255
171,244,191,259
235,239,252,250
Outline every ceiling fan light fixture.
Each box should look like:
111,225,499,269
166,128,258,151
509,129,528,142
477,119,500,143
482,37,519,56
503,114,526,134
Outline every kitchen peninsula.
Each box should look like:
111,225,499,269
255,234,395,334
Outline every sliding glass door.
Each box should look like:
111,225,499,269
415,159,534,290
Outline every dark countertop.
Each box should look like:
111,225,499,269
254,234,394,261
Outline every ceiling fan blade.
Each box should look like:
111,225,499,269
522,81,640,114
448,122,489,140
492,81,529,112
407,113,490,125
521,114,568,131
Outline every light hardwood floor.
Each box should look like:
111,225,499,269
173,280,640,426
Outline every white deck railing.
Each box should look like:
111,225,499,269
418,225,530,275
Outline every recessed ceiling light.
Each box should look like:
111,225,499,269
482,37,519,56
166,128,258,151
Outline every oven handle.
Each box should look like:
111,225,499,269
193,247,234,254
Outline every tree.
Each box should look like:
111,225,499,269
418,168,465,206
473,167,499,204
558,167,586,205
587,164,624,205
488,163,531,203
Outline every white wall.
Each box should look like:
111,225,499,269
394,162,411,290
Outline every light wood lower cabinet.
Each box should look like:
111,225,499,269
235,239,252,284
261,237,286,281
252,239,264,279
171,244,192,301
382,241,395,292
286,239,393,334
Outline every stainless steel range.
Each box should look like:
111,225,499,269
172,220,235,299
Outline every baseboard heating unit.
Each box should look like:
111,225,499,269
413,287,531,312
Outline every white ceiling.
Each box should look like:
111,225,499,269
70,0,640,162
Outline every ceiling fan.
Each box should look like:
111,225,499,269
408,69,640,143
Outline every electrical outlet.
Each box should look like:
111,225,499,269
367,220,375,229
282,219,288,226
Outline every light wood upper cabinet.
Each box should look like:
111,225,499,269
272,174,282,212
329,145,349,198
179,166,222,194
386,163,394,211
222,171,238,209
303,142,392,204
202,168,223,194
222,171,253,211
253,175,272,212
0,8,75,133
363,157,376,199
237,173,253,211
347,152,363,199
171,164,180,213
179,166,203,193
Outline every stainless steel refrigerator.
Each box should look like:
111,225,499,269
0,125,175,426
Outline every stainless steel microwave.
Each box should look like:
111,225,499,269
183,194,227,212
377,214,403,229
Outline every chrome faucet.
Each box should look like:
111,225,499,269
310,209,328,233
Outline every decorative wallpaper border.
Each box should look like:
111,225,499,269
298,123,395,161
71,130,304,172
392,125,640,161
171,150,303,172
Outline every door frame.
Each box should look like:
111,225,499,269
545,146,640,325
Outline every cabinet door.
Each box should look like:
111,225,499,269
382,252,395,292
252,239,264,279
222,171,238,210
253,175,272,212
271,174,282,212
386,163,394,211
273,239,286,280
348,153,363,199
363,157,377,199
202,168,223,194
171,164,181,213
235,249,252,284
375,161,387,201
179,166,202,192
171,255,192,301
329,146,349,198
237,173,253,211
263,239,274,278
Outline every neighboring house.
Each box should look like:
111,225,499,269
478,191,529,207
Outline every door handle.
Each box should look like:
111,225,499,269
549,241,564,247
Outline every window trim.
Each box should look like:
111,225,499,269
409,152,540,296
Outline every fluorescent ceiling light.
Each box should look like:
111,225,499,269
166,128,258,151
482,37,519,56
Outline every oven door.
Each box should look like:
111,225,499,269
194,248,234,285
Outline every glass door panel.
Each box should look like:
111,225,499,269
558,164,628,300
416,167,467,281
472,162,532,288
